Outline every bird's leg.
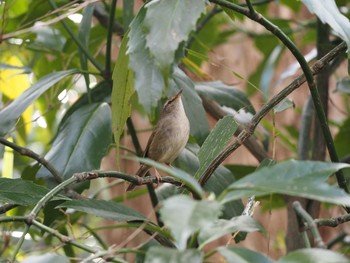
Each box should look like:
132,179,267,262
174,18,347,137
154,168,162,185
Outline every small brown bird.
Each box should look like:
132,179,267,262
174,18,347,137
127,89,190,191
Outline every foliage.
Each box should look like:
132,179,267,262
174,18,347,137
1,0,350,262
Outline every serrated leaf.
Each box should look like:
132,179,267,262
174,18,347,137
222,160,350,206
37,103,112,189
144,0,206,72
169,67,210,144
218,247,273,263
301,0,350,50
195,81,255,114
198,216,264,248
278,248,349,263
159,195,222,250
145,247,202,263
57,199,146,222
0,69,77,136
127,7,164,116
195,115,238,182
0,178,69,206
112,33,134,169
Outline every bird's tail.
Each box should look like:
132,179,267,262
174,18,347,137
126,165,150,191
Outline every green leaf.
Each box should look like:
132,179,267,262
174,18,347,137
144,0,206,73
145,247,202,263
335,117,350,159
0,69,77,136
57,199,146,222
129,156,204,198
174,146,244,219
0,178,69,206
301,0,350,50
169,67,210,144
112,33,134,169
218,247,273,263
222,160,350,206
195,81,256,114
195,115,238,182
274,98,294,113
159,195,222,249
198,216,264,248
127,7,164,116
37,103,112,189
123,0,134,31
278,248,349,263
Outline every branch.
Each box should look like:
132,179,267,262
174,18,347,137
293,201,326,249
314,213,350,228
0,137,62,183
199,41,347,185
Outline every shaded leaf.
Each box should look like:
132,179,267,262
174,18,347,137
57,199,146,222
127,7,163,116
37,103,112,189
198,216,264,248
0,178,69,206
145,247,202,263
278,248,349,263
169,67,210,144
301,0,350,50
334,117,350,159
112,33,134,169
195,81,255,114
0,69,77,136
222,160,350,206
218,247,273,263
159,195,222,249
274,98,295,113
195,115,238,181
144,0,206,73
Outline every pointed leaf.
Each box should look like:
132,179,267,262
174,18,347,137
198,216,264,248
169,68,210,144
144,0,206,72
218,247,273,263
222,160,350,206
278,248,349,263
159,195,222,250
57,199,146,221
127,7,163,116
196,115,238,181
112,33,134,169
0,69,77,136
37,103,112,188
195,81,255,114
145,247,202,263
0,178,69,206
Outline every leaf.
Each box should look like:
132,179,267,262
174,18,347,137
221,160,350,206
37,103,112,189
173,146,244,219
336,77,350,94
144,0,206,73
127,7,164,116
198,216,264,248
169,67,210,144
112,33,134,169
129,156,204,198
301,0,350,50
218,247,273,263
334,117,350,159
195,81,255,114
0,69,77,136
195,115,238,182
0,178,69,206
57,199,146,222
274,98,295,113
123,0,134,31
278,248,349,263
145,247,202,263
159,195,222,250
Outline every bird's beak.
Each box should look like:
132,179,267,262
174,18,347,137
174,89,183,99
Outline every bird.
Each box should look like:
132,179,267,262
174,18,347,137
126,89,190,191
